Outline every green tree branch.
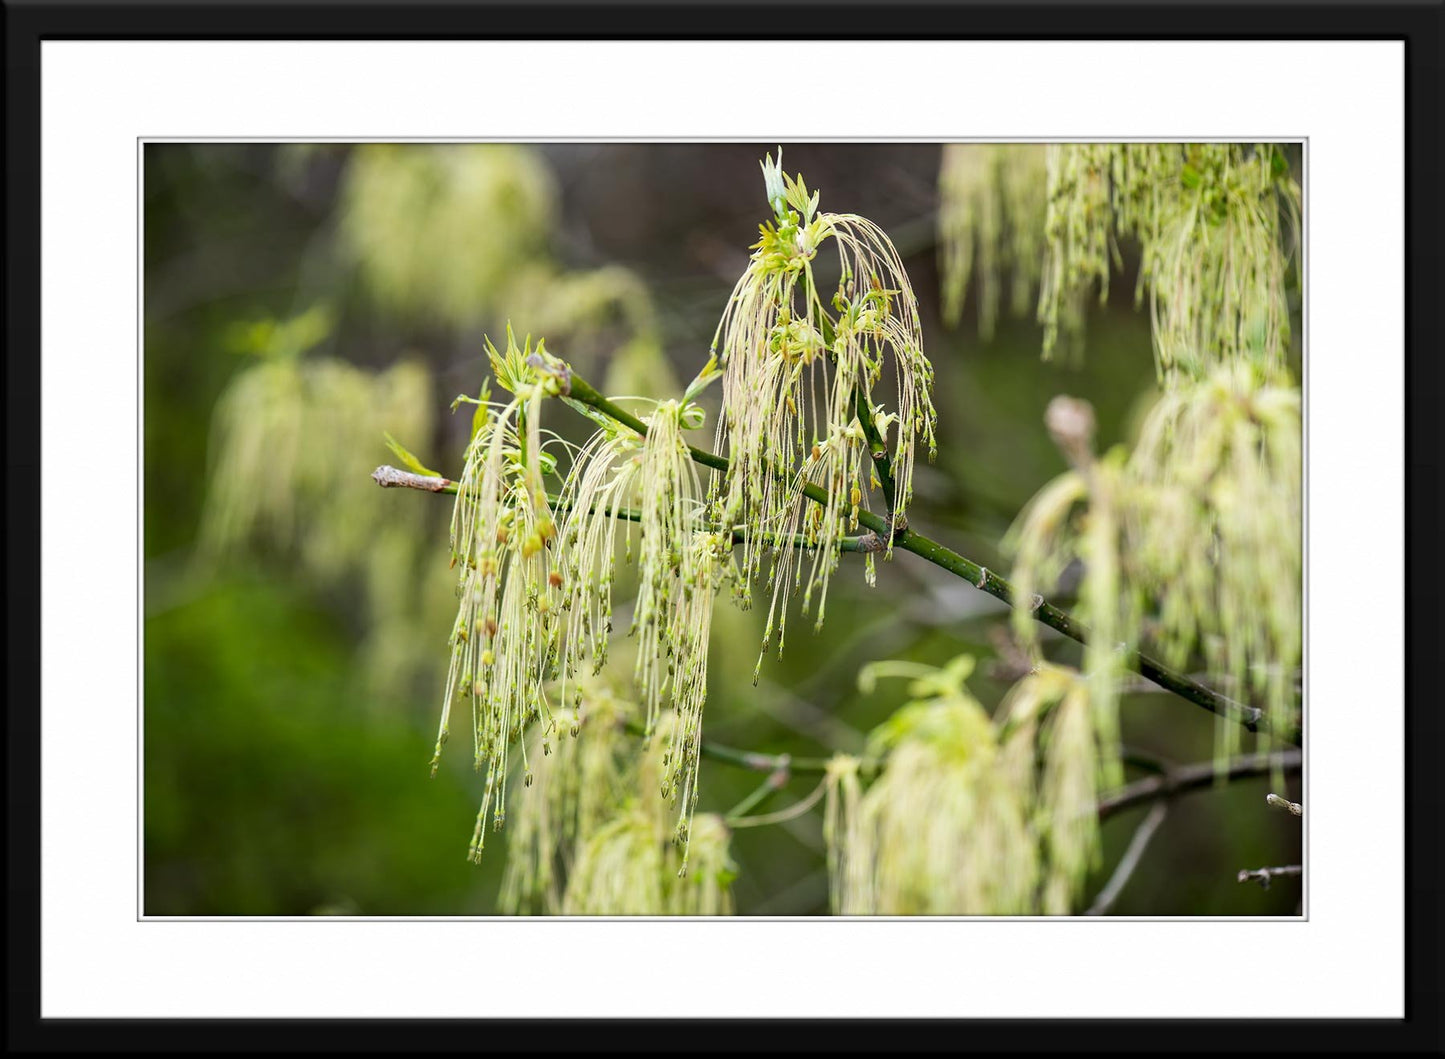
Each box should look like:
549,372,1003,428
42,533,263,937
557,369,1290,743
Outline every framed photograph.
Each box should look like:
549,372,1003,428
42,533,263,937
7,4,1438,1050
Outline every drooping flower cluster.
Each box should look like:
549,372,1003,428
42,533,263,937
340,144,556,328
825,657,1039,915
332,143,676,399
432,156,941,884
415,154,960,912
440,328,570,858
937,143,1049,338
197,314,447,699
498,681,635,914
996,664,1102,915
1038,143,1301,378
1006,397,1135,789
435,321,736,873
822,655,1105,915
711,150,937,668
1006,369,1301,761
1126,364,1302,756
555,710,736,915
554,398,727,857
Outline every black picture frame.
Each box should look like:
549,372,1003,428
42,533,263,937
6,3,1440,1052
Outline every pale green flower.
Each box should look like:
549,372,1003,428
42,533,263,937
668,813,737,915
630,401,727,856
825,657,1107,915
439,328,572,859
937,143,1048,337
1127,364,1302,753
1038,143,1300,379
557,711,738,915
561,806,667,915
1038,144,1114,362
499,681,635,914
822,754,869,914
339,144,556,328
196,330,441,699
337,143,677,403
1004,405,1134,789
554,420,645,689
553,397,727,863
711,151,937,667
1007,369,1301,768
828,657,1040,915
998,665,1101,914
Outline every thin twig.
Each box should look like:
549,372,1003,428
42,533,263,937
1096,750,1303,821
620,718,836,775
371,465,454,492
1086,802,1169,916
370,465,882,553
1266,792,1303,817
727,775,829,829
1236,865,1303,889
723,761,792,821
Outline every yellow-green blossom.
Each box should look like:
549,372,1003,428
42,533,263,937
828,657,1039,915
1038,143,1300,379
1005,399,1134,789
439,328,570,859
1128,364,1302,754
339,144,556,328
668,813,737,915
196,335,443,699
560,806,667,915
499,681,635,914
558,712,737,914
554,398,726,863
1007,370,1301,769
937,143,1048,337
711,150,937,668
998,664,1101,914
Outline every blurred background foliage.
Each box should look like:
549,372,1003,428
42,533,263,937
144,143,1300,916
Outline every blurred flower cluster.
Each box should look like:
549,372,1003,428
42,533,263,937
1007,367,1302,759
497,682,737,916
1040,143,1300,376
936,142,1304,766
937,142,1301,379
338,143,679,398
825,656,1101,915
937,143,1048,338
197,309,452,701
